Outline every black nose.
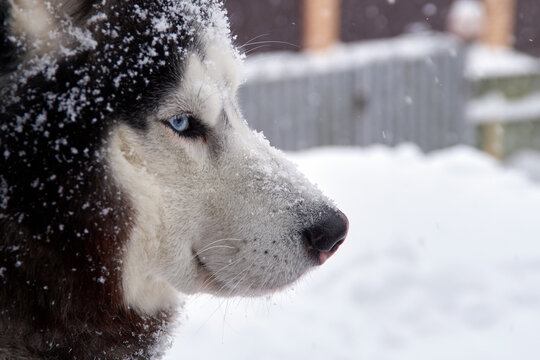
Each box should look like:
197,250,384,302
303,209,349,264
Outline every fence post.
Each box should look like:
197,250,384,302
480,0,516,158
302,0,341,51
482,0,516,47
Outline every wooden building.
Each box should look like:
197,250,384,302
224,0,540,56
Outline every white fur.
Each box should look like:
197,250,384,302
7,0,99,62
110,36,331,314
108,127,179,313
8,0,60,57
9,0,54,37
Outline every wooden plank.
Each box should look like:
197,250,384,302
302,0,341,51
481,0,517,158
482,0,517,47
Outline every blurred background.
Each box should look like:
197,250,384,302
166,1,540,359
226,0,540,56
225,0,540,163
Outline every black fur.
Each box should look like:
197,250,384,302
0,0,221,358
0,0,19,74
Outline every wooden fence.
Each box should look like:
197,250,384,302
238,34,471,152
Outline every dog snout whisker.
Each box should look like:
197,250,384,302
190,238,244,261
194,245,239,257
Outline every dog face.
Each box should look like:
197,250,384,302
112,35,348,314
1,0,348,316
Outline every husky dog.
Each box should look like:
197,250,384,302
0,0,348,358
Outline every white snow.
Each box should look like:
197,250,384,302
468,92,540,124
466,44,540,79
447,0,485,41
165,144,540,360
507,150,540,182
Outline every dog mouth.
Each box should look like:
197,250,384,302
193,252,212,280
190,229,340,296
193,251,228,291
194,253,205,268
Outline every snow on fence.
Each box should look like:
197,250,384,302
239,34,471,152
466,44,540,158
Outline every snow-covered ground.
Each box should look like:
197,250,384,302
164,144,540,360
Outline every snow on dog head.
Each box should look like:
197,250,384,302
113,34,349,313
0,0,348,333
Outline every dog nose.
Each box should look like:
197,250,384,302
303,209,349,265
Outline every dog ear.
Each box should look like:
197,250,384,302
0,0,96,72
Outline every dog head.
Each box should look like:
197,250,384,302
1,0,348,315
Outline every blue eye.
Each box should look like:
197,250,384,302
163,113,207,140
168,114,190,133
